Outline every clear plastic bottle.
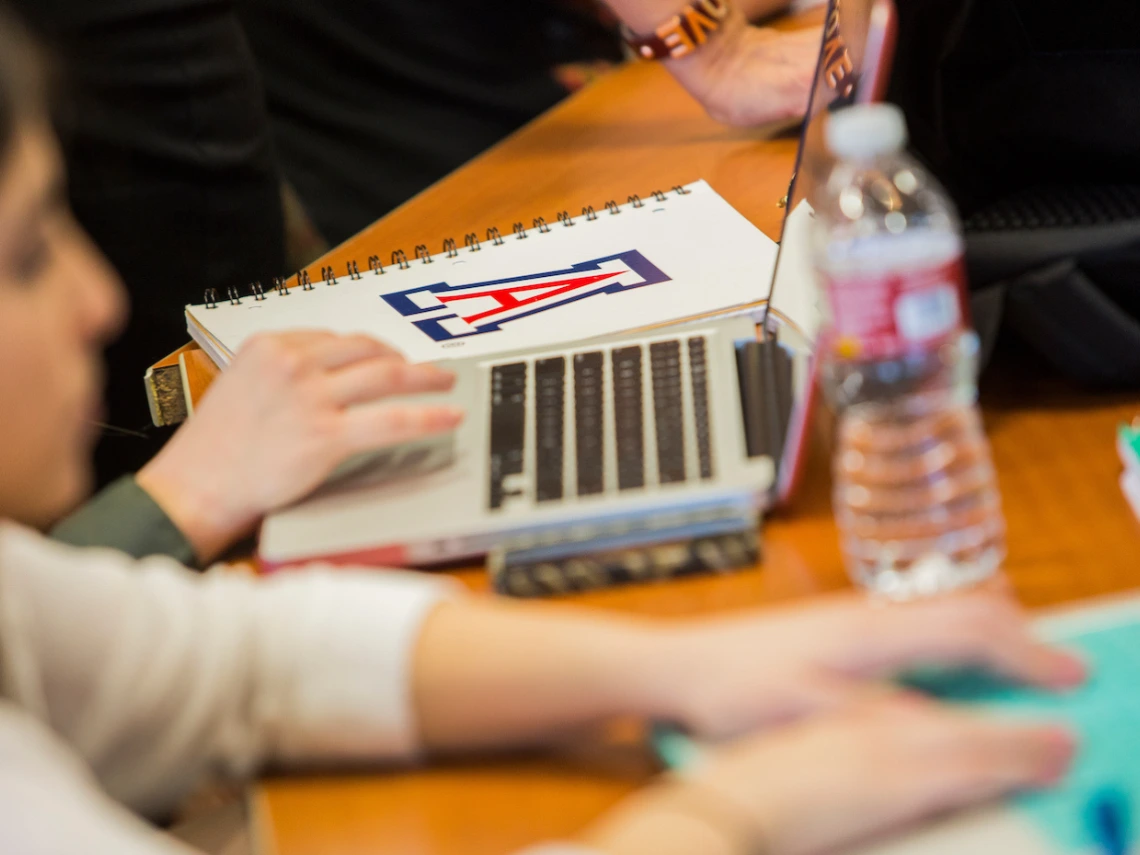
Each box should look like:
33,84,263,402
812,104,1006,599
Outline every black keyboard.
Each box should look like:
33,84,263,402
964,184,1140,232
574,352,605,497
612,346,645,491
650,340,686,485
488,362,526,510
534,357,566,503
487,335,716,510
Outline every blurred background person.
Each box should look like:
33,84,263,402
11,0,287,485
239,0,819,249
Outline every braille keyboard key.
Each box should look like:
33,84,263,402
650,340,686,484
574,351,605,496
534,357,566,502
611,346,645,490
489,362,527,510
688,337,714,480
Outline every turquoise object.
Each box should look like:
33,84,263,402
907,616,1140,853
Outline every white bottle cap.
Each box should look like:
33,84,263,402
825,103,908,161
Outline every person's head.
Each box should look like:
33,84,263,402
0,4,126,528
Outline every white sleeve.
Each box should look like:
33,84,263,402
0,523,459,818
0,701,197,855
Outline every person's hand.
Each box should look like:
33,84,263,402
666,13,820,127
137,331,463,563
635,591,1085,739
586,697,1075,855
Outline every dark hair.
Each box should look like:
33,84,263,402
0,3,46,162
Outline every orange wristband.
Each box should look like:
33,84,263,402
622,0,732,60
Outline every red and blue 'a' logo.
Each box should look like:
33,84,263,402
381,250,670,341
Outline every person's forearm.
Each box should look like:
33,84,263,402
412,600,678,752
603,0,736,32
738,0,793,21
601,0,818,128
604,0,791,30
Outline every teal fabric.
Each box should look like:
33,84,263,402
906,615,1140,853
51,476,198,569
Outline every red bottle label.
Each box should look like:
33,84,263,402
821,257,968,360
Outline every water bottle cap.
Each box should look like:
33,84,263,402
826,104,908,161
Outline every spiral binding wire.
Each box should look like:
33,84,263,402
205,186,691,307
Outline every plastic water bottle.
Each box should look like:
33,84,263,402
812,104,1006,599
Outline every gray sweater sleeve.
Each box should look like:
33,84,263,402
50,477,199,569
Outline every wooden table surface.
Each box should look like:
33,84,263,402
250,21,1140,855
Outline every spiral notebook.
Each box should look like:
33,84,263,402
184,181,781,367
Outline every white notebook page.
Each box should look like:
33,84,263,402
185,180,778,365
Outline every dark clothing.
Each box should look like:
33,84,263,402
9,0,615,485
51,476,198,567
13,0,286,484
238,0,620,245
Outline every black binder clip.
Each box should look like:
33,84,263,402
487,226,504,246
392,249,410,270
298,270,313,290
367,255,384,275
347,259,362,280
557,211,574,227
443,237,459,258
251,281,266,301
533,217,551,234
582,205,597,221
204,288,218,309
321,265,338,285
227,286,242,305
273,277,289,296
414,244,433,264
605,200,620,215
628,194,644,208
464,232,481,252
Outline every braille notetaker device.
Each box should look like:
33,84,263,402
487,504,761,598
191,0,900,575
